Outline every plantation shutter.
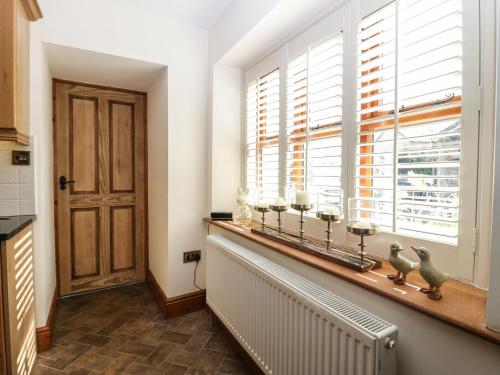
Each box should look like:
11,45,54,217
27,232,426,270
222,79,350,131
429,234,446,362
245,69,280,204
354,0,463,244
245,80,258,204
286,34,344,211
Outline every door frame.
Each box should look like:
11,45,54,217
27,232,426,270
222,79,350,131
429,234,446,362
52,78,149,296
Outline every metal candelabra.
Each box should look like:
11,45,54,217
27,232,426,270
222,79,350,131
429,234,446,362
270,205,288,234
291,204,313,241
317,211,342,251
254,206,271,231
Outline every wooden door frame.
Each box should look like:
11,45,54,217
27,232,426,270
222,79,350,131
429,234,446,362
52,78,149,295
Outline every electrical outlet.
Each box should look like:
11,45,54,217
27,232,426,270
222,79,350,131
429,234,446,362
183,250,201,263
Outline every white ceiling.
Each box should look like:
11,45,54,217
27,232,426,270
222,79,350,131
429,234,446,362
45,43,166,91
102,0,234,29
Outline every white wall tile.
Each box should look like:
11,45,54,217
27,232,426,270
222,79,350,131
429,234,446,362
0,140,36,216
19,184,34,200
0,167,18,183
0,185,19,200
0,151,11,166
0,200,19,216
18,168,35,184
19,200,35,215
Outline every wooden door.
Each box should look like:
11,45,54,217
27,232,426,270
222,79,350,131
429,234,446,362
54,80,147,296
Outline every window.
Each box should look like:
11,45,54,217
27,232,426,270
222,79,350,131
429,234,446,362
353,0,464,244
286,35,344,211
245,69,280,204
242,0,479,278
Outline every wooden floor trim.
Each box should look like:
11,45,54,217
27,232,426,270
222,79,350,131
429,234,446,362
36,287,59,352
146,269,206,319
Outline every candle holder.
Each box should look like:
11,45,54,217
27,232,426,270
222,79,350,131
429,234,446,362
346,222,380,264
270,205,288,234
317,211,342,251
254,206,271,231
291,204,313,241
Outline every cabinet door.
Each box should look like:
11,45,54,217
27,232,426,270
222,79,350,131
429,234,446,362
0,0,42,144
1,225,36,375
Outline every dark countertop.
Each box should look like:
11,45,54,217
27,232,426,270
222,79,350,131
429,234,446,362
0,215,36,241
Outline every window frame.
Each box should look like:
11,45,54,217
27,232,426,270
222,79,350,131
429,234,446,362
242,0,481,282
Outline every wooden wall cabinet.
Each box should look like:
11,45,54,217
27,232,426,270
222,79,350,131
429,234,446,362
0,0,42,145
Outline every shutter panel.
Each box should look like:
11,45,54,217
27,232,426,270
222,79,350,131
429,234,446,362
245,80,258,204
354,0,463,243
245,69,280,204
286,34,344,211
286,52,308,197
396,0,462,242
355,1,396,230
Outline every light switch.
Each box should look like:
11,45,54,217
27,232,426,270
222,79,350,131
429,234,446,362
12,151,30,166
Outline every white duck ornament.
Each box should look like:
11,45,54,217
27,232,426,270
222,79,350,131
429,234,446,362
411,245,449,300
387,242,417,285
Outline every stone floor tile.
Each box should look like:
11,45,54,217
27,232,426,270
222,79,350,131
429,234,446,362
77,334,113,348
34,283,250,374
217,358,252,375
159,330,192,345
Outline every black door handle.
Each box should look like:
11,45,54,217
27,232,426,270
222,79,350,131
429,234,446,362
59,176,76,190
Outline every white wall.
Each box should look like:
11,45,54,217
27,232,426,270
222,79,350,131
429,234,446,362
486,0,500,333
213,227,500,375
30,0,209,325
209,65,242,213
147,68,170,293
208,0,283,64
29,39,55,327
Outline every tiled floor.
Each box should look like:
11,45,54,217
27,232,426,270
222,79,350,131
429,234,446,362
34,283,252,374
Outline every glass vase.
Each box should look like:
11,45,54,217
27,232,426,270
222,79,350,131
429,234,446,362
233,204,252,226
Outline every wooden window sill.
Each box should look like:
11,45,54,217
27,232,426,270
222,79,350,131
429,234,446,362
204,218,500,346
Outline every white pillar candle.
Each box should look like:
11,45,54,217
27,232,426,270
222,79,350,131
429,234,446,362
295,191,310,205
256,202,269,209
324,207,340,215
353,221,372,229
274,197,286,206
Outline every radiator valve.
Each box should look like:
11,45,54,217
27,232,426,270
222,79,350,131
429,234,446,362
384,337,396,350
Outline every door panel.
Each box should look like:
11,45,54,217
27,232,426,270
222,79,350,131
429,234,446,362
110,101,135,193
110,206,135,272
70,207,100,279
55,81,146,296
69,96,99,194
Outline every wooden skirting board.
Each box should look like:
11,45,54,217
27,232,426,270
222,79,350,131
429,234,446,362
146,269,206,319
36,287,59,352
147,270,261,371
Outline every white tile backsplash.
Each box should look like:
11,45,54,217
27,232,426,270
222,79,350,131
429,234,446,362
0,151,11,166
0,201,19,216
18,168,34,184
0,167,18,184
19,199,35,215
0,140,35,216
19,184,34,199
0,184,19,200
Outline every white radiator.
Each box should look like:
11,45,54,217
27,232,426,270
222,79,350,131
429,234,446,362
206,235,398,375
